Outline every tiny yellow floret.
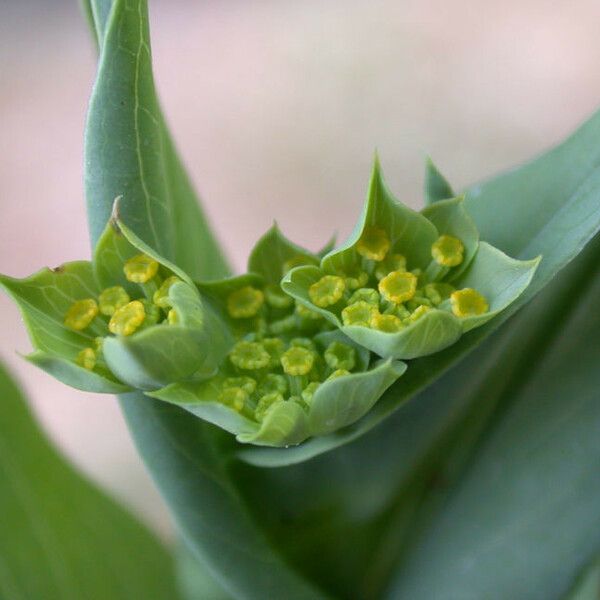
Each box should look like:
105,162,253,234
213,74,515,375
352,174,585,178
308,275,346,308
341,301,378,327
259,374,288,396
108,300,145,336
262,337,286,368
167,308,179,325
344,270,369,290
227,286,265,319
431,235,464,267
405,305,431,324
296,302,322,320
153,276,181,308
223,376,257,395
280,346,314,376
255,392,284,421
123,254,159,283
371,313,404,333
219,387,248,412
76,347,96,370
301,382,320,405
348,288,380,306
64,299,99,330
229,341,271,370
357,227,390,261
326,369,351,381
324,341,356,371
450,288,489,317
98,286,130,316
264,284,294,309
375,253,407,281
378,270,417,304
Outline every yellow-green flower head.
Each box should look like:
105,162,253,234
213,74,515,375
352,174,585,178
327,369,351,381
223,376,257,395
431,235,464,267
375,253,407,281
76,347,96,370
259,373,288,396
324,341,356,371
301,381,320,405
405,304,431,323
64,298,99,330
98,286,130,316
153,276,181,309
108,300,146,336
264,283,294,309
342,301,378,327
356,227,390,261
450,288,489,317
255,392,284,421
308,275,346,308
423,282,454,306
378,270,417,304
219,386,248,412
280,346,314,376
348,288,380,306
371,313,404,333
295,302,322,320
261,337,286,368
229,340,271,370
227,286,265,319
344,270,369,290
167,308,179,325
123,253,159,283
140,299,160,327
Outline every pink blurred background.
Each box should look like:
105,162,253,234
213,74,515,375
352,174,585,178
1,0,600,539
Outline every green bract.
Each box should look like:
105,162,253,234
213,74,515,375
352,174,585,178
155,224,406,446
0,205,231,393
282,158,541,359
0,208,405,447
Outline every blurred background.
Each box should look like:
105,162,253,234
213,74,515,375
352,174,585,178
1,0,600,540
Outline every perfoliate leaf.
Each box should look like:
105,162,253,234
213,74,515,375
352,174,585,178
322,157,438,272
282,160,538,360
248,223,318,284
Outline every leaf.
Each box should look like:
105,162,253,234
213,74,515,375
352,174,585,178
239,108,600,467
424,157,455,205
84,0,229,279
564,556,600,600
248,224,318,284
0,359,180,599
386,235,600,600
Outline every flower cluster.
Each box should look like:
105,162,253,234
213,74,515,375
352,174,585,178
0,160,539,446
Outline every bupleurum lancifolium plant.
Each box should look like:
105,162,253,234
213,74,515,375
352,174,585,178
0,158,539,447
